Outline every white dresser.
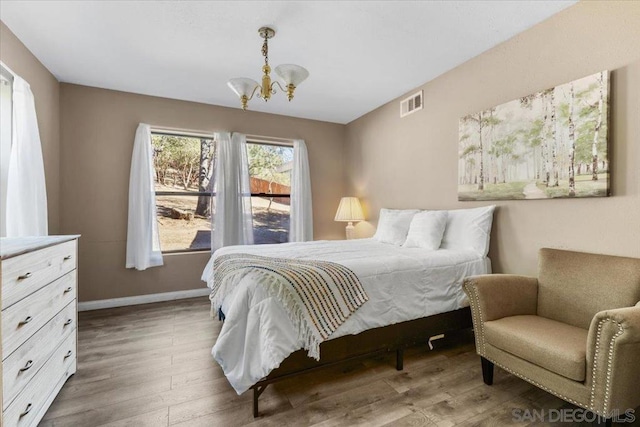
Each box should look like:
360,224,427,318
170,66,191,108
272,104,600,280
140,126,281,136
0,236,79,427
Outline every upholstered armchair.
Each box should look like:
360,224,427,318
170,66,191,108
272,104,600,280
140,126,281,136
463,248,640,425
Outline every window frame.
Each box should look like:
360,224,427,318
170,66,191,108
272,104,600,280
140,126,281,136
151,129,215,254
152,130,294,254
246,138,294,198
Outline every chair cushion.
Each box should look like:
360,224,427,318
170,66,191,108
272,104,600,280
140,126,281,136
484,315,588,381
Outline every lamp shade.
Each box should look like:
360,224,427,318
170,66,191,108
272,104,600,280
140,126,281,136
227,78,259,98
275,64,309,87
334,197,365,222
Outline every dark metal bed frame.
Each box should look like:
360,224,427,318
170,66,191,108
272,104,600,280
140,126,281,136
249,306,473,417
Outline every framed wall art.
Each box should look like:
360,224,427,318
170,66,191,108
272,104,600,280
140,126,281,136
458,70,610,201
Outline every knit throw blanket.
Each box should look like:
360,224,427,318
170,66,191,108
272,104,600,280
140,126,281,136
211,253,369,360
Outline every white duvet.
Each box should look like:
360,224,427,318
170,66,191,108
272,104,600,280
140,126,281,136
201,238,490,394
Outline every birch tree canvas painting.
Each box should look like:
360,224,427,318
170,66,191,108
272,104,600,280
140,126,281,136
458,71,610,201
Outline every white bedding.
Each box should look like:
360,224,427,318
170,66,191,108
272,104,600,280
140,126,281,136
201,238,490,394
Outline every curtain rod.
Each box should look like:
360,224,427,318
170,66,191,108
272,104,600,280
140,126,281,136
150,126,215,139
148,127,295,146
245,134,294,146
0,61,16,79
0,63,16,85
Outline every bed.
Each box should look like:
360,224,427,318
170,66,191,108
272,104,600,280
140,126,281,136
203,226,494,414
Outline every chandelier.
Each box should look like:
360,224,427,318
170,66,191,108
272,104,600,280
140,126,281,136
227,27,309,111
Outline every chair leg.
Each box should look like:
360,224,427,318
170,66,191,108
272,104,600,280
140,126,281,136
593,415,612,427
481,357,494,385
396,348,404,371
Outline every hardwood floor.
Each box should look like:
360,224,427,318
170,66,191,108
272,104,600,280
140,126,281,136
38,298,623,426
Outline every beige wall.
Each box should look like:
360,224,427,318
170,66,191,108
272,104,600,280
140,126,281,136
0,22,60,233
345,1,640,276
59,84,346,301
5,1,640,302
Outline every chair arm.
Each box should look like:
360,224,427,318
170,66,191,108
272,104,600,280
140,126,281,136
586,304,640,415
463,274,539,322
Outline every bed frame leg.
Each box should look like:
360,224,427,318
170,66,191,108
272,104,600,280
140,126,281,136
253,384,268,418
396,348,404,371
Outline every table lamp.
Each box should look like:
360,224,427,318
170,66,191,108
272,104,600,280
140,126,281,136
334,197,364,240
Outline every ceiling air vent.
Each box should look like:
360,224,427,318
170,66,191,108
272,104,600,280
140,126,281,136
400,90,423,118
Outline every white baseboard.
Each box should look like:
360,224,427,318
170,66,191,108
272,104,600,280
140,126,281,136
78,288,211,312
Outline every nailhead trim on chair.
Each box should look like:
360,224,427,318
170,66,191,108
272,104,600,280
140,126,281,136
463,280,485,354
484,356,590,411
588,318,624,414
590,320,604,410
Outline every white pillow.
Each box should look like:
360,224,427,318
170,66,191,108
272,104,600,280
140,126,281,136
440,205,496,257
403,211,448,250
373,209,420,245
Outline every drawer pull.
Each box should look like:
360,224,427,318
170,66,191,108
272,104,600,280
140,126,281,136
64,286,73,294
20,403,32,417
64,318,73,326
64,350,73,359
19,360,34,372
63,255,72,261
17,272,32,280
18,316,33,326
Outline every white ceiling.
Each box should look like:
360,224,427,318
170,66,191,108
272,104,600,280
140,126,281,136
1,1,576,124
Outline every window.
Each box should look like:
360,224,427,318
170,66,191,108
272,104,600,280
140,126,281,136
248,142,293,244
152,132,215,253
152,133,294,252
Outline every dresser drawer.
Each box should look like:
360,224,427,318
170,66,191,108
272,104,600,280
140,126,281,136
3,301,76,410
3,332,76,427
1,240,76,310
2,270,76,359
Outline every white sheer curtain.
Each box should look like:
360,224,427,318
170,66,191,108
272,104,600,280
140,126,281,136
5,72,48,237
289,139,313,242
126,123,163,270
212,132,253,251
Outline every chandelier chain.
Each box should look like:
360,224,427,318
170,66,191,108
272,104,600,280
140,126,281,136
262,36,269,67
